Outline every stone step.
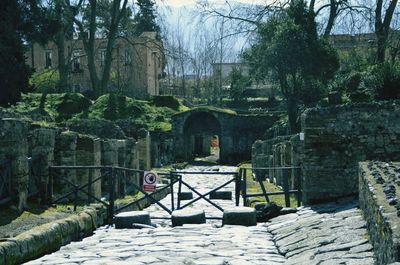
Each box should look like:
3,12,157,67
171,209,206,227
178,192,193,201
114,211,151,229
210,191,232,200
223,207,257,226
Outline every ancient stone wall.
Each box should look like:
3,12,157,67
301,102,400,203
28,127,57,203
76,135,102,200
0,119,29,210
172,109,279,164
359,161,400,264
53,131,78,198
252,134,302,189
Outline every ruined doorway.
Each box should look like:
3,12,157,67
183,111,221,162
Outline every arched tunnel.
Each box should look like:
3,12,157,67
183,111,221,161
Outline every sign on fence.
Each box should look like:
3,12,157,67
143,171,158,192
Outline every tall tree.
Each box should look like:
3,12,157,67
0,0,32,106
134,0,160,36
244,0,339,132
375,0,399,63
73,0,129,96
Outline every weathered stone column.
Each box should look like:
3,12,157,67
137,130,151,171
117,139,127,196
76,135,101,201
54,131,78,199
125,138,140,193
0,118,29,211
28,127,56,203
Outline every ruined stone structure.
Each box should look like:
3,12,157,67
0,109,161,209
252,134,302,189
172,108,279,164
25,32,163,98
0,119,29,210
252,101,400,204
359,161,400,264
301,102,400,203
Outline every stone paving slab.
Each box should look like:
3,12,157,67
268,201,376,265
24,166,376,265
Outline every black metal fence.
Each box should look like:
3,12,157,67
0,159,11,205
48,165,179,223
239,166,302,208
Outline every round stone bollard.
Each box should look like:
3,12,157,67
171,209,206,227
178,192,193,201
114,211,151,229
209,191,232,200
223,207,257,226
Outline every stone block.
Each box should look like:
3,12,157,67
171,209,206,227
178,192,193,201
209,191,232,200
223,207,257,226
114,211,151,229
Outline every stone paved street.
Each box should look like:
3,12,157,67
25,166,375,265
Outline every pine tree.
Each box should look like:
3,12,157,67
134,0,160,36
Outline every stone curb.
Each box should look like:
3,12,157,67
0,207,105,265
178,192,193,201
171,209,206,227
223,207,257,226
210,191,232,200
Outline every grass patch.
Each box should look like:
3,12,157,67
0,202,80,226
240,163,299,208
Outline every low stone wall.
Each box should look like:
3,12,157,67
301,101,400,203
0,205,107,265
359,161,400,264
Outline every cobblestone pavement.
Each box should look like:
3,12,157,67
25,166,375,265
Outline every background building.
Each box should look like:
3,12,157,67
26,32,164,98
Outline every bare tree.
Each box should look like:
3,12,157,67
375,0,399,62
71,0,129,96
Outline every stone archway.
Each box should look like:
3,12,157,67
183,111,221,161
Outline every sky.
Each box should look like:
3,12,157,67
157,0,269,7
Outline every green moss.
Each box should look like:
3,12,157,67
178,106,237,116
11,93,91,122
88,94,186,132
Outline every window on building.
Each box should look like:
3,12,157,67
100,49,106,67
72,50,81,72
124,49,132,65
45,50,52,69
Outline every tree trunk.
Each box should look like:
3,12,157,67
55,32,69,92
287,97,300,134
375,0,398,63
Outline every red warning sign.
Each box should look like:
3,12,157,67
143,171,157,192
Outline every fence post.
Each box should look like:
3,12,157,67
47,166,53,205
88,168,93,205
283,168,290,207
242,168,247,207
177,175,182,209
296,167,302,207
108,167,115,224
170,172,174,211
235,169,241,206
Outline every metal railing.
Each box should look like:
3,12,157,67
0,159,11,205
48,165,179,223
240,166,302,208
